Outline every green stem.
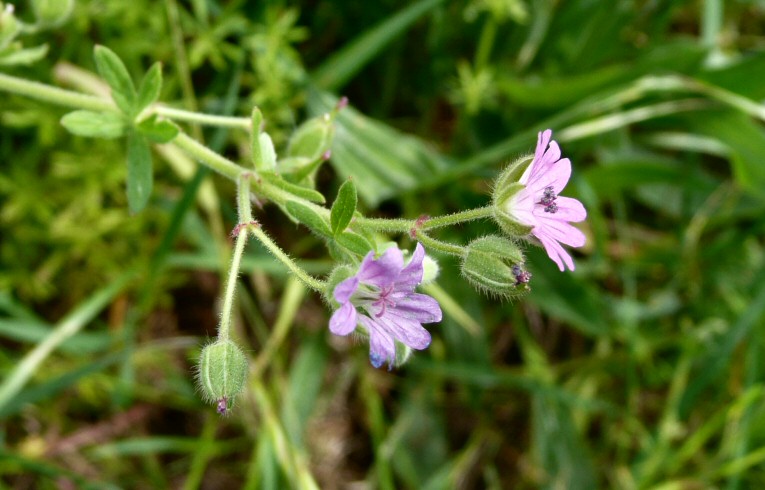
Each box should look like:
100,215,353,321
237,174,254,224
422,206,494,230
353,217,412,234
0,72,115,112
218,230,248,341
248,226,326,292
154,106,251,129
172,132,243,181
415,231,466,258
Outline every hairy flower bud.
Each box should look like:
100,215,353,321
31,0,74,28
279,112,336,186
196,339,248,414
461,235,530,298
492,154,534,238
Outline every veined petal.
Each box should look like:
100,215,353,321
395,243,425,291
360,315,396,369
535,216,586,248
389,293,442,323
375,313,432,350
334,276,359,303
357,247,404,287
329,302,358,335
536,232,576,271
535,129,552,163
552,196,587,222
527,156,570,195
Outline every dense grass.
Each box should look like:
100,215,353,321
3,0,765,488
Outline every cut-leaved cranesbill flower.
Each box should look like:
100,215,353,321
329,243,442,369
495,130,587,271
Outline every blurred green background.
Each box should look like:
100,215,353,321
3,0,765,488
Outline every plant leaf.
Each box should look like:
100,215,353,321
126,131,153,213
93,45,137,115
285,201,332,238
61,110,125,139
335,231,373,256
136,115,178,143
135,62,162,114
330,179,357,236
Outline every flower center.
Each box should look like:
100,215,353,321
372,285,396,318
539,186,558,213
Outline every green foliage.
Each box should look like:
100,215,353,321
5,1,765,489
330,179,357,236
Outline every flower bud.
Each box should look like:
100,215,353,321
421,254,440,285
492,154,534,238
461,235,531,298
0,3,20,50
287,112,335,161
196,339,248,414
31,0,74,28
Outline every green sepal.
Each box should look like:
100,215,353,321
61,110,125,139
126,130,153,213
285,200,332,238
278,156,325,185
492,154,535,239
93,45,137,116
135,62,162,114
330,179,357,236
461,235,529,298
258,171,325,204
136,115,179,143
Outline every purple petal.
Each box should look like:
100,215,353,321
389,293,442,323
534,230,576,271
527,155,570,195
395,243,425,291
329,302,357,335
535,216,586,248
535,130,552,163
334,276,359,303
553,196,587,222
357,247,404,287
360,316,396,368
370,311,432,351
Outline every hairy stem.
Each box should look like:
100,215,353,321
218,230,248,341
248,226,326,292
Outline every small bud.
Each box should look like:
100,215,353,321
492,154,534,238
0,3,20,50
286,113,335,162
31,0,74,28
196,339,248,413
421,255,440,285
461,235,530,298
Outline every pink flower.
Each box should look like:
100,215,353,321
329,243,442,369
508,129,587,271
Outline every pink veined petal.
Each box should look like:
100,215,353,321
329,302,358,335
389,293,443,324
357,247,404,287
527,155,571,195
535,230,576,271
508,190,538,227
534,129,552,163
334,276,360,303
360,315,397,369
551,196,587,222
395,243,425,292
535,215,586,248
374,312,432,350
